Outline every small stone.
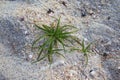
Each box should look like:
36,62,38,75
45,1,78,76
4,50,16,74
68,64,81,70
20,17,24,21
25,31,28,35
69,70,77,75
61,1,67,7
48,13,54,16
74,62,77,65
59,60,65,64
118,67,120,70
29,54,33,59
84,38,88,41
107,16,111,20
90,70,96,75
88,10,94,15
81,8,87,17
47,9,54,14
103,53,108,57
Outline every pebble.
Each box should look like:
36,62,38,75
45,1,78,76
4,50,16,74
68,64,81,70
28,54,33,59
25,31,28,35
69,70,77,75
84,38,88,41
90,70,96,76
118,67,120,70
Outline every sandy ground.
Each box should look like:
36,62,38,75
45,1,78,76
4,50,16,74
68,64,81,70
0,0,120,80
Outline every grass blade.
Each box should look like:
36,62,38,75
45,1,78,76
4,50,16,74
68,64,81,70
56,52,65,58
32,35,46,47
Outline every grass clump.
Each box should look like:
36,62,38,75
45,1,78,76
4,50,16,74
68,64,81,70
32,18,81,64
32,18,93,65
80,40,92,66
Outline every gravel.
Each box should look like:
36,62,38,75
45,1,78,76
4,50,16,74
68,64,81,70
0,0,120,80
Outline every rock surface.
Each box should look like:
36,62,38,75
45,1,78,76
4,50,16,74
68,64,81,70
0,17,26,57
0,0,120,80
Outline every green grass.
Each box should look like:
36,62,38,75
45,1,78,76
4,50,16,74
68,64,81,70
80,39,92,66
32,18,93,65
32,18,81,64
